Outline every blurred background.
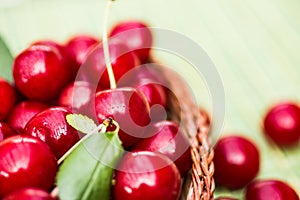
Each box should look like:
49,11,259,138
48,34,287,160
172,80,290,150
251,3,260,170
0,0,299,198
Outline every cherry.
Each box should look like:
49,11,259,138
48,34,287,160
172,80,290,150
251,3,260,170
263,102,300,146
58,81,95,116
25,106,80,159
82,40,138,90
33,40,76,81
0,78,17,121
214,135,260,189
65,35,99,71
113,151,181,200
95,88,151,148
132,120,191,176
7,101,48,133
13,44,70,101
110,20,152,63
246,179,299,200
2,188,54,200
0,122,18,141
117,65,168,121
0,135,57,197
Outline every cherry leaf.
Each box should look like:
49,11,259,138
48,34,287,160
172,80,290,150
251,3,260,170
57,131,124,200
0,36,13,82
66,114,97,134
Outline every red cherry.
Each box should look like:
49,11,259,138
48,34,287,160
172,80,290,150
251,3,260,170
110,20,152,63
25,106,80,159
137,83,167,108
33,40,76,81
0,78,17,121
2,188,54,200
114,151,181,200
263,102,300,146
0,122,18,141
214,135,260,189
7,101,48,133
132,120,191,176
95,88,150,148
246,180,299,200
13,44,70,101
65,35,99,71
0,135,57,197
117,65,168,121
58,81,95,116
82,40,138,90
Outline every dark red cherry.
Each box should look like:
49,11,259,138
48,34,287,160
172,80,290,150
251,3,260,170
114,151,181,200
214,135,260,189
65,35,99,71
0,122,18,141
7,101,48,133
13,44,70,101
82,40,138,89
263,102,300,146
246,180,299,200
25,106,80,159
215,197,238,200
95,88,150,148
0,135,57,197
2,188,54,200
132,120,191,176
0,78,17,121
110,20,152,63
58,81,95,116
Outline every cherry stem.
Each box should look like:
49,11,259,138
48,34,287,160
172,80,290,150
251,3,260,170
103,0,117,89
57,118,113,165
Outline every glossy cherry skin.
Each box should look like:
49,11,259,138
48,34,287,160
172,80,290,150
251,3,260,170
0,122,18,141
214,135,260,189
110,20,152,63
33,40,76,81
58,81,95,116
95,88,151,148
7,101,48,133
65,35,99,71
263,102,300,146
2,188,54,200
13,44,70,101
132,120,191,176
246,180,299,200
113,151,181,200
25,106,80,159
0,135,57,197
82,40,138,90
117,65,168,121
0,78,17,121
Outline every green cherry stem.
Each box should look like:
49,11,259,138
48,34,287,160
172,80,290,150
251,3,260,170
57,118,112,165
103,0,117,89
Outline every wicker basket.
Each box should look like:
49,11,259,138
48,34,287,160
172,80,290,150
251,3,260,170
159,65,215,200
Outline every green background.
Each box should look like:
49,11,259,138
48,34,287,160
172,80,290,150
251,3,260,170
0,0,299,198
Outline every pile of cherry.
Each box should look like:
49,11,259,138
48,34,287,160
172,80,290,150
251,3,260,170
0,18,299,200
0,20,189,200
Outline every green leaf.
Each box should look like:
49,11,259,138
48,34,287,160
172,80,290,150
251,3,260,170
66,114,98,134
57,132,124,200
0,36,13,82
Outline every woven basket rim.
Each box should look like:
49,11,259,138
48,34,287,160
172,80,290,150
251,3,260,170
152,63,215,200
